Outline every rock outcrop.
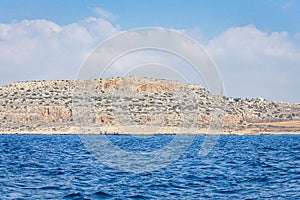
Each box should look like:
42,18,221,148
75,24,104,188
0,77,300,134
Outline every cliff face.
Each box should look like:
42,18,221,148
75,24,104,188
0,77,300,134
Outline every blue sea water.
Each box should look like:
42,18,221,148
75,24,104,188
0,134,300,199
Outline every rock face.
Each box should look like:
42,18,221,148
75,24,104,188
0,77,300,134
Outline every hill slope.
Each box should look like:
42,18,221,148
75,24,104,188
0,77,300,134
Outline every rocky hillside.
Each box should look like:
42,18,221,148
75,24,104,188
0,77,300,134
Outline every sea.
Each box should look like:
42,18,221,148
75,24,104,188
0,134,299,199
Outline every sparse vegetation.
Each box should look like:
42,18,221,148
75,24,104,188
0,77,299,134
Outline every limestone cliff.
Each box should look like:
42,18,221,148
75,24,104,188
0,77,300,134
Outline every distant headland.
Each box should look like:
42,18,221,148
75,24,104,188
0,77,299,135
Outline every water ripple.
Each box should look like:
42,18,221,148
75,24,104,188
0,135,300,199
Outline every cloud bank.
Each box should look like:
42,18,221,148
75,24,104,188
0,16,120,85
206,25,300,102
0,9,299,102
93,7,118,22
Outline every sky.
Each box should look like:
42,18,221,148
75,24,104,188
0,0,300,102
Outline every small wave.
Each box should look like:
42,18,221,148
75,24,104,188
63,192,83,199
94,191,112,198
128,194,150,199
39,185,60,190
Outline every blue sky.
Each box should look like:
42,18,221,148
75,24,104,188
1,0,299,36
0,0,300,102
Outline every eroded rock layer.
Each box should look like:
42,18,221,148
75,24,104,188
0,77,299,134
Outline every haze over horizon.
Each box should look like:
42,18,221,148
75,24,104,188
0,0,300,103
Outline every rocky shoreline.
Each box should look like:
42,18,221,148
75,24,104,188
1,77,300,135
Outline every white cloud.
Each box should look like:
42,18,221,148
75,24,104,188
181,27,207,44
93,7,118,22
295,32,300,40
0,17,120,85
0,18,299,102
206,25,300,102
76,28,219,92
207,25,297,61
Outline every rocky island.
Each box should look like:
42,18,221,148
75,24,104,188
0,77,300,134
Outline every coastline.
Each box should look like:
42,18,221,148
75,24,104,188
1,120,300,135
1,132,300,135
